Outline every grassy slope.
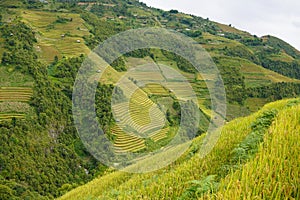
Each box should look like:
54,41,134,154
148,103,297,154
58,98,299,200
211,102,300,199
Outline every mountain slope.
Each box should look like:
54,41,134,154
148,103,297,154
58,99,300,199
0,0,300,199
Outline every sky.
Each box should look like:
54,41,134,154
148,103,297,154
140,0,300,51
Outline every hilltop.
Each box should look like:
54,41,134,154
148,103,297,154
0,0,299,199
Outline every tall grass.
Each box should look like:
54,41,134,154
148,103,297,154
207,101,300,199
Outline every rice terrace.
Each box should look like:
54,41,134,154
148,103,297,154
0,0,299,199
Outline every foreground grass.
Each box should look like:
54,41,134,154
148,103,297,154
209,101,300,199
58,99,299,200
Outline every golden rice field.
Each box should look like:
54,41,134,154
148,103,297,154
111,126,146,153
110,126,169,153
142,83,169,96
110,82,168,153
98,64,171,153
21,10,91,63
129,89,154,126
112,83,165,133
58,99,299,200
208,102,300,199
149,127,169,142
165,82,196,100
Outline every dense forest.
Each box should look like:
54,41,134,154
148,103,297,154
0,20,104,199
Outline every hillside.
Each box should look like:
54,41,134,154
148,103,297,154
59,99,300,199
0,0,299,199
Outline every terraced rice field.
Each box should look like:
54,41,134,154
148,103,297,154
201,32,240,50
0,87,33,102
165,82,196,100
112,76,166,134
0,87,33,120
0,113,25,120
129,89,164,127
100,59,178,152
110,82,168,152
129,90,152,126
191,81,209,99
21,10,91,63
268,51,294,63
142,83,169,96
129,71,165,82
99,66,124,84
111,126,145,153
112,92,165,135
125,56,154,69
111,126,169,153
149,127,169,142
240,61,299,87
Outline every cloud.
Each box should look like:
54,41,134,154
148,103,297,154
140,0,300,50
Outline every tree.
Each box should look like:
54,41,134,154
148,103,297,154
169,9,179,14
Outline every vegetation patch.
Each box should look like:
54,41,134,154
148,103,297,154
0,101,30,113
